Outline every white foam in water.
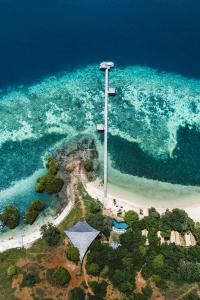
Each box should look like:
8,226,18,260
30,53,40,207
1,65,200,203
1,65,200,159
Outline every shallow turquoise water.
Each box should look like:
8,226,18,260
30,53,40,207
112,220,129,230
1,65,200,213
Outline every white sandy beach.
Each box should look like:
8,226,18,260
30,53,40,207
1,174,200,253
0,200,73,253
85,181,200,223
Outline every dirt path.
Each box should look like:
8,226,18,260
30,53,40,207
82,253,94,295
135,271,146,293
176,285,197,300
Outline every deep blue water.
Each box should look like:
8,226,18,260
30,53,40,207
1,1,200,220
1,0,200,88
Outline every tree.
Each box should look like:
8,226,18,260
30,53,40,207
161,209,194,234
21,272,40,287
67,247,80,262
89,201,102,214
46,157,59,175
69,287,85,300
36,173,64,194
83,159,94,172
31,200,45,211
194,223,200,244
151,274,161,284
47,266,71,287
87,213,112,238
184,292,200,300
41,223,61,246
0,205,20,229
86,263,99,275
142,285,153,298
25,200,45,225
124,210,139,227
7,265,17,276
152,254,164,271
90,281,108,300
178,261,200,282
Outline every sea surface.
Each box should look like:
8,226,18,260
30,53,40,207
1,0,200,219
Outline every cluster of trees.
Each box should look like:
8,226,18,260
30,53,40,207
67,246,80,263
78,185,112,239
83,159,94,173
20,272,40,288
36,157,64,194
69,287,85,300
0,200,45,229
25,200,45,225
7,265,17,277
47,266,71,287
41,223,61,246
0,205,20,229
85,207,200,298
140,207,195,239
88,281,108,300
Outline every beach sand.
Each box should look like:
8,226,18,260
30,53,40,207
0,200,73,253
86,180,200,222
1,173,200,253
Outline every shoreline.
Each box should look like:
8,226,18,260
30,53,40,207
86,181,200,222
1,176,200,253
0,139,97,253
0,199,74,253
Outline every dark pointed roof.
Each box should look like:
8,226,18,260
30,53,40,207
64,221,100,263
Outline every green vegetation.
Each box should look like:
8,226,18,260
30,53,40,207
67,246,80,262
152,254,164,271
21,272,40,287
184,291,200,300
41,223,61,246
58,197,82,231
47,266,71,287
89,280,108,300
25,200,45,225
0,205,20,229
86,262,99,275
36,172,64,193
83,159,94,172
69,287,86,300
160,208,195,234
124,210,139,227
36,157,64,194
1,180,200,299
77,183,111,239
7,265,17,277
46,157,59,175
85,207,200,298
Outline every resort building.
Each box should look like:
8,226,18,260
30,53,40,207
184,232,197,247
157,231,165,244
170,231,183,246
142,229,149,245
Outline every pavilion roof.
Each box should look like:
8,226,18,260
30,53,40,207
64,221,100,263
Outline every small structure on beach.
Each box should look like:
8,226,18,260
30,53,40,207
96,124,104,132
184,232,196,247
142,229,149,246
64,221,100,263
110,241,121,249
